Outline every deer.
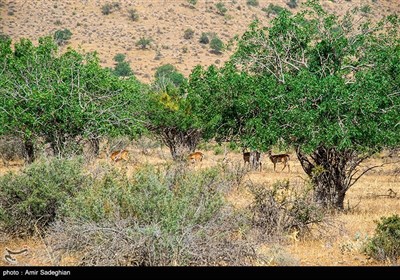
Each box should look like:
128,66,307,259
188,151,204,163
110,149,129,162
243,150,262,171
267,150,290,172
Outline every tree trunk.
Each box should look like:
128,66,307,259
296,146,359,210
23,139,35,164
158,127,201,161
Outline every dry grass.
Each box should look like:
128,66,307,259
1,140,399,266
1,0,399,83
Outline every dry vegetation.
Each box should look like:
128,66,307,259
1,0,399,83
0,139,399,266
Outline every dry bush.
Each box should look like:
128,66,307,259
0,136,25,165
46,164,260,266
248,180,328,241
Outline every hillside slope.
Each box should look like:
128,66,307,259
1,0,399,83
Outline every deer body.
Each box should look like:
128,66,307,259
188,151,204,163
267,150,290,172
110,149,129,162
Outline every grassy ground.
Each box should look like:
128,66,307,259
0,142,399,266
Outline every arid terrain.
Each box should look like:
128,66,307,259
1,0,400,83
0,141,399,266
1,0,400,267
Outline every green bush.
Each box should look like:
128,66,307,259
199,32,209,44
49,164,258,265
154,64,186,87
113,61,133,77
210,36,224,54
113,53,126,63
53,29,72,46
215,2,227,16
0,158,87,236
262,4,287,17
136,37,152,49
364,215,400,264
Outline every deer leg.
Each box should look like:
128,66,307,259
281,163,286,171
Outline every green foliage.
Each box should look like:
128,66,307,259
49,165,257,265
0,37,145,160
154,64,186,88
0,158,87,236
199,32,210,44
101,2,120,15
127,8,139,21
135,37,152,49
187,0,197,6
113,61,133,77
113,53,126,63
364,215,400,263
215,2,227,16
53,29,72,46
210,36,224,53
63,165,224,230
183,28,195,39
246,0,259,7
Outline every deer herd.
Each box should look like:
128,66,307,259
109,148,290,172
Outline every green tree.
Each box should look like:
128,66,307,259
0,37,145,161
189,4,400,209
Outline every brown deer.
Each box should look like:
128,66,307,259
267,150,290,172
188,151,204,163
243,150,262,171
110,149,129,162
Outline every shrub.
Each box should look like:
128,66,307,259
363,215,400,264
154,64,186,87
113,61,133,77
210,36,224,54
187,0,197,6
246,0,259,7
48,165,259,265
53,29,72,46
249,180,325,239
113,53,126,63
199,32,209,44
0,158,87,236
135,37,152,49
215,2,227,16
127,8,139,21
101,2,120,15
183,28,194,39
0,136,25,166
360,5,372,14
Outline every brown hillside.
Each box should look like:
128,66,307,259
1,0,399,83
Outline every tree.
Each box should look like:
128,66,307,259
189,3,400,209
0,37,145,162
154,64,186,88
144,86,203,161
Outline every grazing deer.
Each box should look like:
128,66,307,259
267,150,290,172
188,151,204,163
110,149,129,162
243,150,262,171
